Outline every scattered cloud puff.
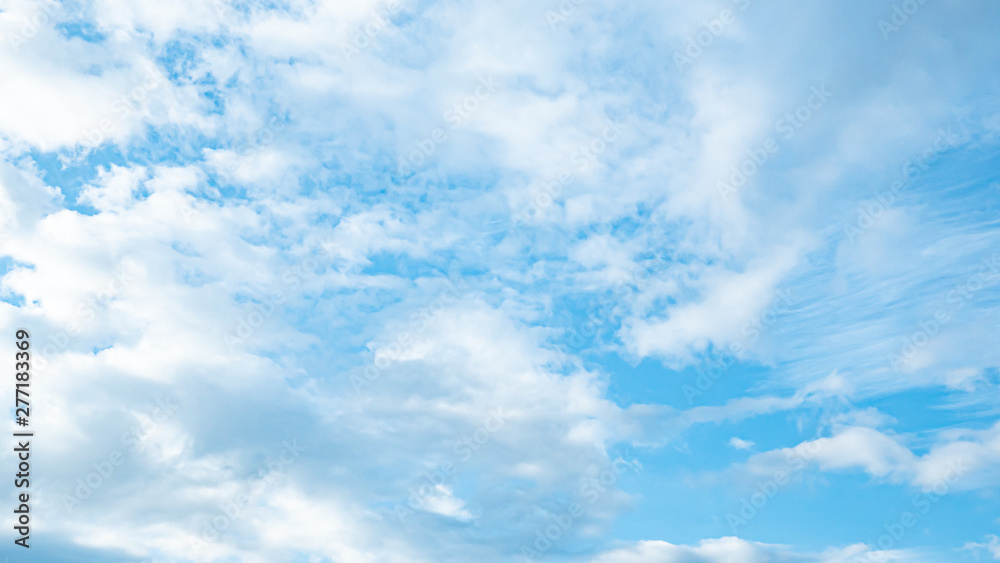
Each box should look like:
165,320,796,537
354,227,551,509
742,421,1000,492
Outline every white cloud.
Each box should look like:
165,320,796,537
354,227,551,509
964,535,1000,561
943,367,983,392
588,538,915,563
622,245,802,363
77,164,149,212
743,422,1000,492
0,4,206,154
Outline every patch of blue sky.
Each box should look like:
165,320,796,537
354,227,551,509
864,387,1000,435
612,450,980,558
358,251,439,281
156,37,213,82
54,19,106,43
24,148,122,215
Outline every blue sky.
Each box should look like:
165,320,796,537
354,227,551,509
1,0,1000,561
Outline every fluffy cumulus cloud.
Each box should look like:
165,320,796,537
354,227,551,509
741,422,1000,491
1,0,999,561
